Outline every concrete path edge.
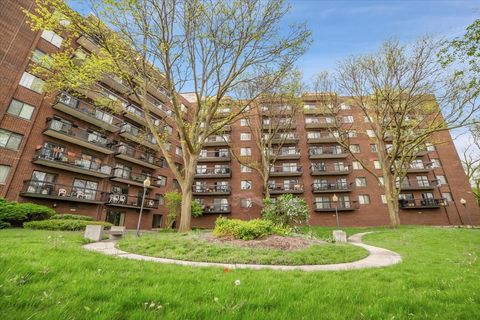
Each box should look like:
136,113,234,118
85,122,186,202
82,231,402,272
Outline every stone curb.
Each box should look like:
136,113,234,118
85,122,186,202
82,231,402,272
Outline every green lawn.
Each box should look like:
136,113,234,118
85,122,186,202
0,227,479,319
117,231,368,265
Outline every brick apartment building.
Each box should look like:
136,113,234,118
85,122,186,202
0,0,478,229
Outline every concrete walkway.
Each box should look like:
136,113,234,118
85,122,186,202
82,232,402,272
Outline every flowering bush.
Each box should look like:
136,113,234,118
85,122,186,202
261,194,309,229
213,217,288,240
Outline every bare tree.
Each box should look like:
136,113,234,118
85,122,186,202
26,0,311,231
313,39,479,227
462,127,480,203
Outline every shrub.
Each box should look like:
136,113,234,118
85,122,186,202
191,200,203,218
213,217,288,240
24,219,112,231
164,192,203,228
262,194,309,229
0,221,11,229
51,214,94,221
0,200,55,226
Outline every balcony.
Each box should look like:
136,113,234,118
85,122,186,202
399,198,447,209
262,121,296,130
20,180,105,204
114,144,164,169
104,193,159,209
110,168,154,188
33,149,112,178
123,104,148,126
268,184,304,194
101,74,130,94
269,166,303,177
146,82,171,103
305,118,337,129
310,164,351,176
198,150,231,162
202,204,231,214
119,123,159,150
195,166,231,178
129,93,172,118
405,163,433,173
311,182,353,193
313,201,358,212
271,149,301,160
192,185,231,195
306,132,338,143
303,106,336,115
204,135,231,147
309,147,348,159
52,92,122,132
76,35,100,54
43,119,114,154
267,133,300,144
260,105,294,115
397,180,437,191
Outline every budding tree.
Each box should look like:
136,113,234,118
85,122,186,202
26,0,311,232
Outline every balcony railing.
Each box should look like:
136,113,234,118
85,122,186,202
311,182,353,193
33,148,112,178
266,133,300,144
309,146,348,159
44,119,114,154
268,184,304,194
113,144,165,169
405,163,433,173
399,198,447,209
202,204,231,213
306,131,338,143
104,193,159,209
195,166,231,178
198,150,231,162
53,92,122,132
304,117,337,128
192,185,231,195
20,180,105,203
262,121,296,129
269,166,303,176
119,123,158,150
303,105,336,115
313,200,358,212
203,135,231,146
110,168,153,188
397,180,438,190
310,164,351,175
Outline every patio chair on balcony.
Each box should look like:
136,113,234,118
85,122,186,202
58,188,67,197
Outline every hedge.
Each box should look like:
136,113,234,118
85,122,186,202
0,200,55,226
51,214,94,221
213,217,288,240
24,219,112,231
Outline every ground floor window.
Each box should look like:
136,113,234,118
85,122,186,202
106,211,125,226
152,214,163,228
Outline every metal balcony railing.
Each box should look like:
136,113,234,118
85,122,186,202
104,193,159,209
311,182,352,192
192,185,231,193
195,166,231,175
45,118,113,148
310,164,351,175
313,200,358,211
202,204,231,213
21,180,105,202
399,198,447,209
114,144,165,167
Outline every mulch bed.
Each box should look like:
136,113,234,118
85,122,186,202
205,233,325,250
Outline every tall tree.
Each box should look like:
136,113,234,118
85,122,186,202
25,0,311,232
314,39,479,227
461,126,480,203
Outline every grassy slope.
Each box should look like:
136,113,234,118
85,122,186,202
0,227,479,319
117,231,368,265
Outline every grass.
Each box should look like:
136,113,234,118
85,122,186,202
0,226,479,319
117,230,368,265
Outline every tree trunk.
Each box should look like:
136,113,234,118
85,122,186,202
383,174,401,228
263,173,270,199
178,160,197,233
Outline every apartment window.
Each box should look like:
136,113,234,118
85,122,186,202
0,129,23,150
41,30,63,47
72,179,98,200
240,133,251,141
366,129,375,138
349,144,360,153
19,72,44,93
152,214,162,228
241,198,252,208
380,194,387,204
442,192,453,202
0,165,11,184
358,194,370,204
426,143,436,152
342,115,354,123
431,159,441,168
175,146,183,157
240,147,251,156
241,180,252,190
374,160,381,169
240,119,249,126
355,177,367,187
352,161,362,170
164,125,173,135
340,103,351,110
436,175,447,185
7,99,34,120
378,177,385,186
31,49,47,63
240,165,251,173
347,130,357,138
370,144,378,152
364,116,371,123
416,175,430,187
156,175,167,187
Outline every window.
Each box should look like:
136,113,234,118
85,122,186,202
164,125,173,135
31,49,46,63
358,194,370,204
19,72,44,93
106,211,125,226
7,99,34,120
175,146,183,157
426,143,436,152
41,30,63,47
72,179,98,200
355,177,367,187
366,129,375,138
369,144,378,152
416,175,430,187
349,144,360,153
0,129,23,150
240,119,249,126
152,214,163,228
156,175,167,187
378,177,385,186
241,198,252,208
340,103,351,110
342,115,354,123
436,175,447,185
381,194,387,204
0,165,11,184
240,180,252,190
431,159,441,168
240,133,251,141
374,160,381,169
240,147,251,156
240,165,251,173
347,130,357,138
352,161,363,170
442,192,453,202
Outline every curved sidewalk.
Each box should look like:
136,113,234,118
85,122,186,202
82,232,402,272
